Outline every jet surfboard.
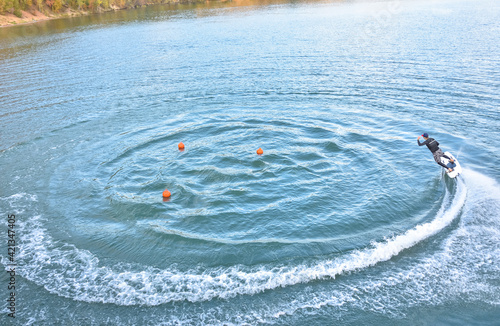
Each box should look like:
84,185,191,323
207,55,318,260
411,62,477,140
441,151,462,178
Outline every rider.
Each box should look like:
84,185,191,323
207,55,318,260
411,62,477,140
417,133,454,173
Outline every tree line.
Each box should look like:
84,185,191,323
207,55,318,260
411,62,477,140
1,0,176,17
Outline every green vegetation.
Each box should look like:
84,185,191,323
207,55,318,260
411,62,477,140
13,0,22,16
0,0,177,14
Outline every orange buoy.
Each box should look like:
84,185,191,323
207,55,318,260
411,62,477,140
256,147,263,155
162,189,171,198
178,142,185,150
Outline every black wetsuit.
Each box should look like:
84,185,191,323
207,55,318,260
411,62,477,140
417,137,451,169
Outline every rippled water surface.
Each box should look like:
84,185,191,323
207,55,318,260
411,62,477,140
1,0,499,324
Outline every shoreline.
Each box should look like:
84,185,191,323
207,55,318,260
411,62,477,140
1,8,90,27
0,0,323,28
0,1,185,27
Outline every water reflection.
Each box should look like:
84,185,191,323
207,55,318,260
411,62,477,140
0,0,344,40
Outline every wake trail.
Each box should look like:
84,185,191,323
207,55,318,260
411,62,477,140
1,176,467,305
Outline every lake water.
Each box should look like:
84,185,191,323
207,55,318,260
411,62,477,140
1,0,499,324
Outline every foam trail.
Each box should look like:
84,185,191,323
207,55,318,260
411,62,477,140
1,178,466,305
238,170,500,323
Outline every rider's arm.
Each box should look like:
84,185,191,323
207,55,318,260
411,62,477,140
417,138,429,146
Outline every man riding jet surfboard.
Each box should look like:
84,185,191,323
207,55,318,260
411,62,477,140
417,133,454,173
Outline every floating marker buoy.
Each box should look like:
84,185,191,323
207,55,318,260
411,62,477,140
178,142,185,150
256,148,263,155
162,189,171,198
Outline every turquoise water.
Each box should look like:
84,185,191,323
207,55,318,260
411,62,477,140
1,0,499,324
